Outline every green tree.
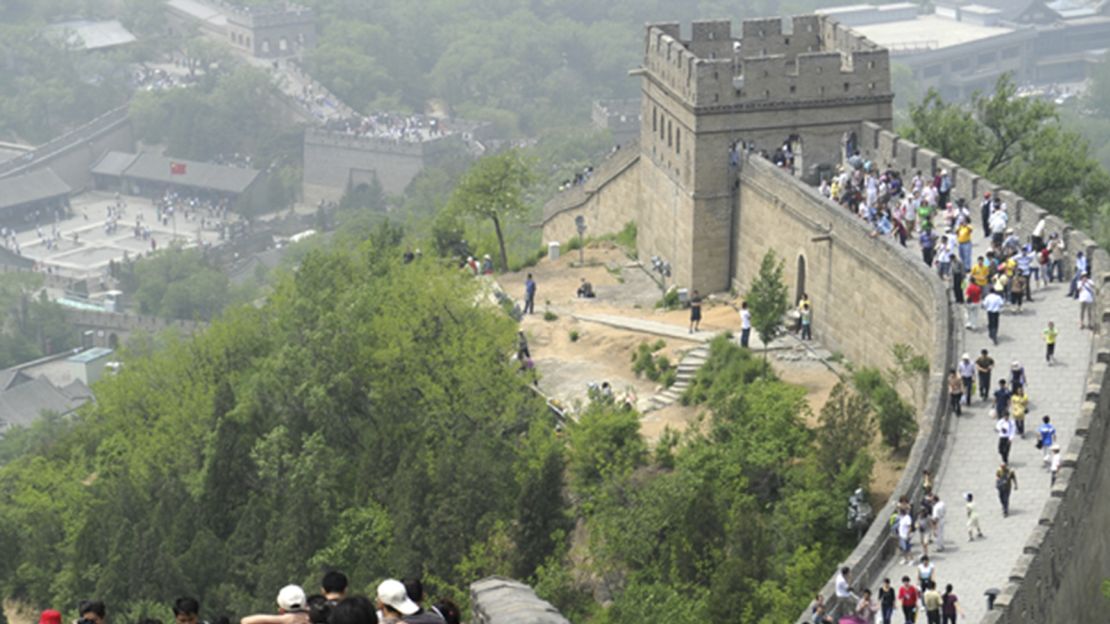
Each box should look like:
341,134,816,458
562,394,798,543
1086,52,1110,119
745,250,789,372
446,149,535,272
815,381,875,476
903,74,1110,245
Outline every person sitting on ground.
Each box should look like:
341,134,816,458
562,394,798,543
577,278,595,298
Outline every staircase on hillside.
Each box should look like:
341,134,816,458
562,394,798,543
643,343,710,412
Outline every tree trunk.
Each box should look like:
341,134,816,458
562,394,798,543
492,214,509,272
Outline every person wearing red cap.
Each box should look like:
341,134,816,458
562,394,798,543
39,610,62,624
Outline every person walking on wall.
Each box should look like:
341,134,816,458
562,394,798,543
878,578,896,624
922,581,942,624
965,278,981,330
898,576,920,624
983,288,1004,345
1078,272,1096,330
941,584,965,624
689,290,702,334
1037,415,1057,468
958,353,975,406
931,494,946,552
995,408,1015,464
965,492,984,541
1050,444,1062,486
947,369,963,416
995,462,1018,517
1043,321,1058,365
524,273,536,315
976,349,994,403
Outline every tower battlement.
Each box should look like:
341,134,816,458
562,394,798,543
643,15,890,109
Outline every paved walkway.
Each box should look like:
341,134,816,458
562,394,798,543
869,236,1092,623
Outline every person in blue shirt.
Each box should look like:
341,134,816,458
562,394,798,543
524,274,536,314
1038,415,1057,468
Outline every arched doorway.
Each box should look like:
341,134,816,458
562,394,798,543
795,254,807,304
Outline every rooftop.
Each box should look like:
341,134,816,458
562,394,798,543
67,347,114,364
44,20,137,51
166,0,229,28
851,13,1018,51
0,168,72,212
92,151,261,195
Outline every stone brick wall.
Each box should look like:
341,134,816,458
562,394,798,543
851,121,1110,624
0,107,134,190
540,144,641,245
302,128,463,202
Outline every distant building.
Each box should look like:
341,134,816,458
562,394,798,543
302,117,487,201
827,1,1110,99
44,19,137,52
0,168,72,229
65,347,114,385
91,151,264,208
225,2,317,58
165,0,316,59
0,350,102,432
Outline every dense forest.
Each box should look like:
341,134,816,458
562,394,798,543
0,230,872,624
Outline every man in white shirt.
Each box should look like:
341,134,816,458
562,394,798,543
898,510,914,564
738,301,752,348
996,412,1015,464
957,353,976,406
834,566,856,615
931,495,947,551
983,290,1005,344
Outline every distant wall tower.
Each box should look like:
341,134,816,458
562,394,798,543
635,15,893,293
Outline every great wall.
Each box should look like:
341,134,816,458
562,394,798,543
539,15,1110,623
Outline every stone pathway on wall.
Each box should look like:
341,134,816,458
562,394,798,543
868,237,1092,623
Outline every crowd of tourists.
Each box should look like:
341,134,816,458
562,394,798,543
806,154,1093,624
35,573,459,624
323,113,447,143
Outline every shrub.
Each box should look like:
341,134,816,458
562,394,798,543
660,368,677,388
614,221,637,255
544,311,558,322
682,336,767,406
852,367,918,450
569,330,580,342
631,341,671,382
655,289,681,310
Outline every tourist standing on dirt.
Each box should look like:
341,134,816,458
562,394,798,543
739,301,752,348
799,294,813,341
688,290,702,333
524,274,536,315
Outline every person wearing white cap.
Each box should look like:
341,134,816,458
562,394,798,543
376,579,419,623
241,585,309,624
1050,444,1062,485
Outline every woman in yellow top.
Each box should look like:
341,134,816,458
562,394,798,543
1011,385,1029,437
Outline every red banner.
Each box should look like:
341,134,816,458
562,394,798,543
170,162,187,175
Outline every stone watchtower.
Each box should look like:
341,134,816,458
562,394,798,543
635,16,894,293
